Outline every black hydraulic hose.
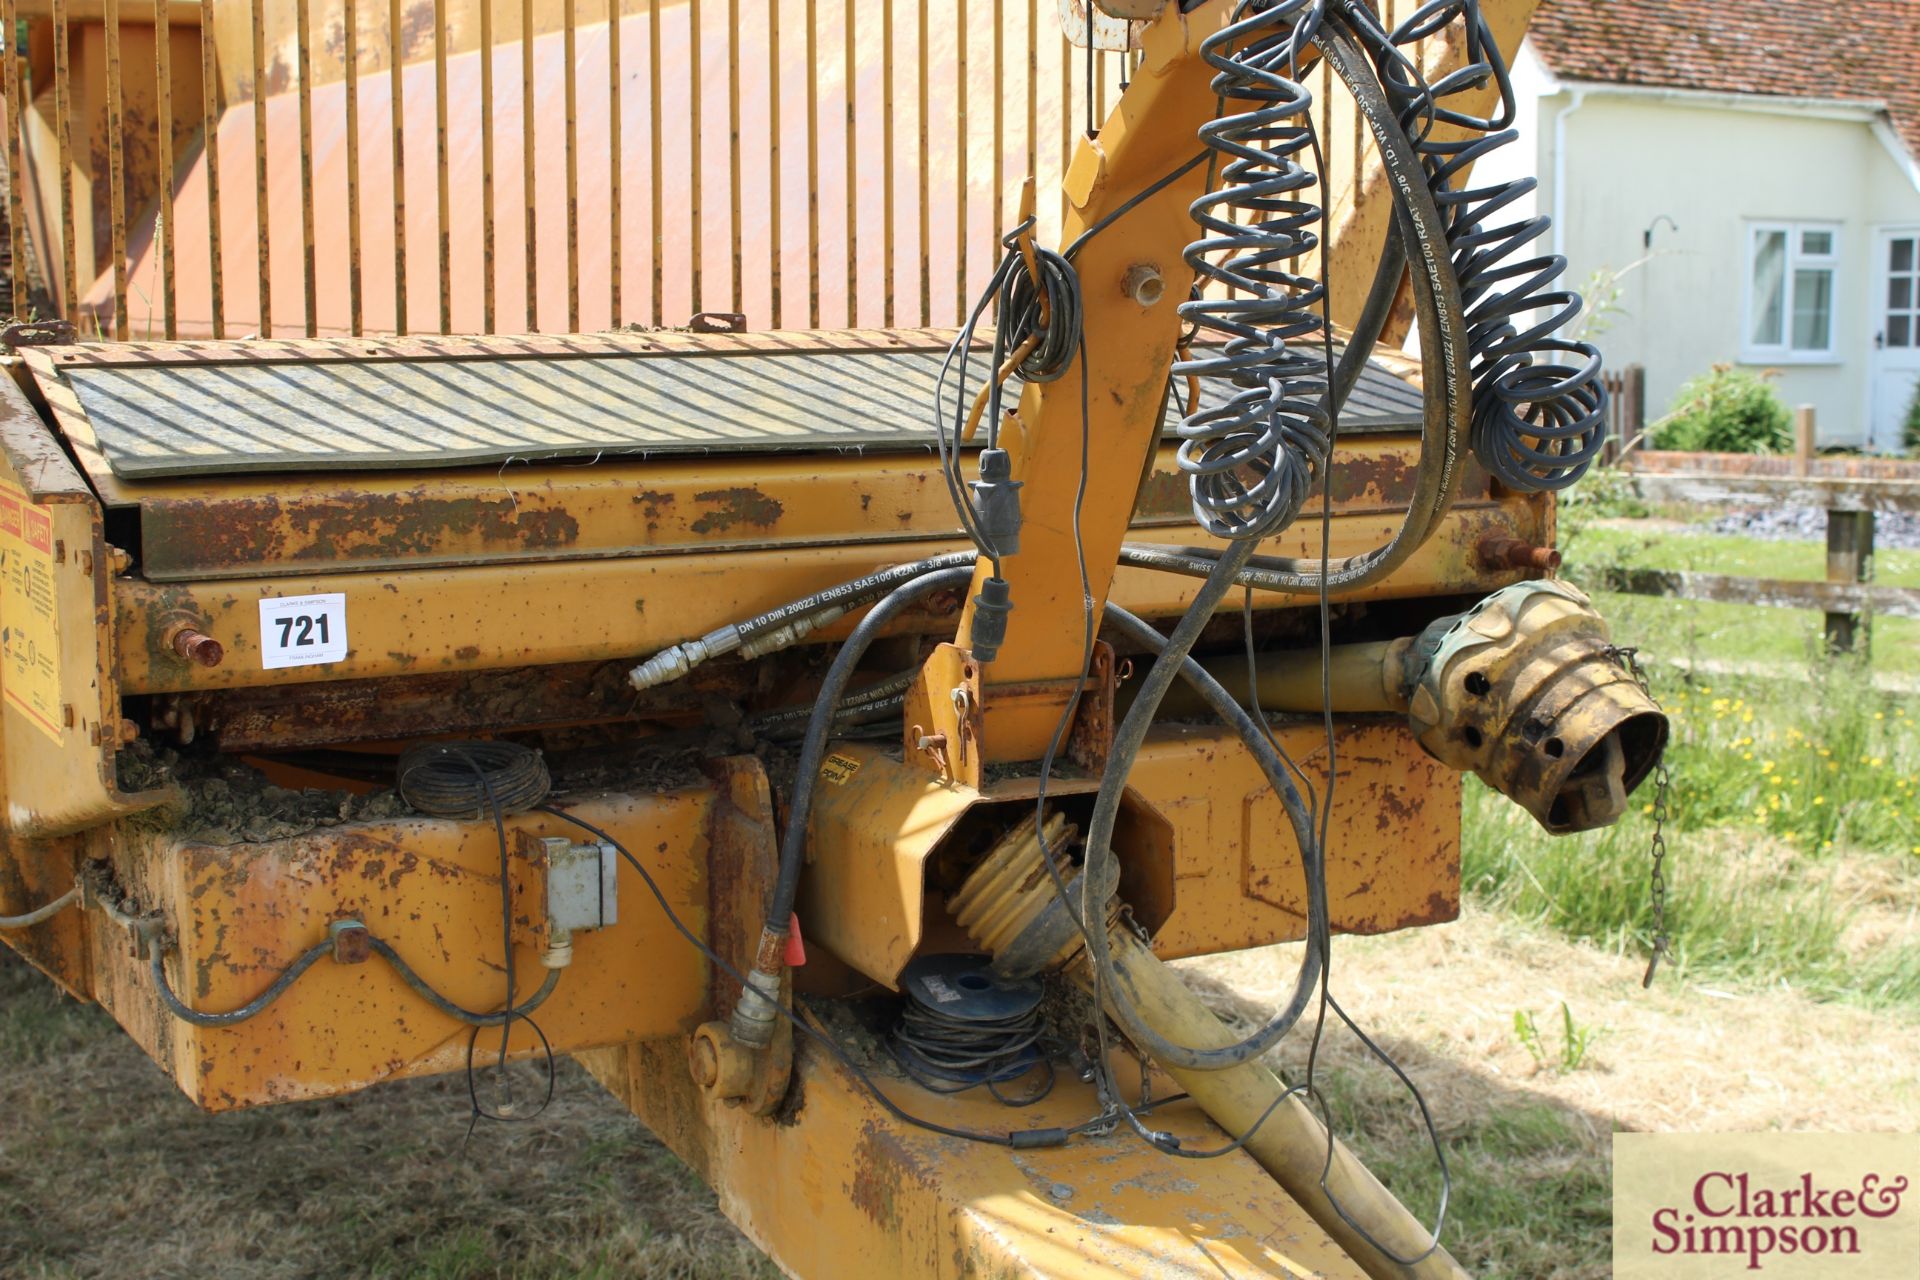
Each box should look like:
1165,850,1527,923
764,565,977,933
1082,548,1328,1072
736,551,981,643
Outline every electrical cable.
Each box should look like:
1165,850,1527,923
0,885,79,930
538,803,1099,1150
142,929,562,1029
890,997,1055,1104
396,741,551,817
397,740,557,1126
367,937,563,1026
147,936,334,1029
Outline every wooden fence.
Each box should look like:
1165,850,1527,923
1598,445,1920,655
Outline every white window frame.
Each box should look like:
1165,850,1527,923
1742,220,1842,364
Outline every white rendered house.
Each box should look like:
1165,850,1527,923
1472,0,1920,450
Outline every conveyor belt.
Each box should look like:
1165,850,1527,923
55,338,1424,480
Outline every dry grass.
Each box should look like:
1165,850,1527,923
8,902,1915,1279
0,949,772,1280
1181,905,1920,1279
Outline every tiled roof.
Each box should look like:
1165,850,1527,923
1527,0,1920,158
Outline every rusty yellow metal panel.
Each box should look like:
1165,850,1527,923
112,499,1544,697
580,1035,1369,1279
103,436,1481,581
800,723,1457,985
0,375,171,836
1128,722,1462,960
90,785,719,1110
799,743,977,986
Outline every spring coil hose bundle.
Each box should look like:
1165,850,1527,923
1174,0,1333,541
1349,0,1607,490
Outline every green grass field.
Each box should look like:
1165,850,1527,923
1562,522,1920,676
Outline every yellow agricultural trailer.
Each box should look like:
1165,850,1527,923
0,1,1666,1276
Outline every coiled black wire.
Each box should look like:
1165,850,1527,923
394,739,556,1128
890,998,1054,1105
1350,0,1607,491
1174,0,1333,541
396,741,551,817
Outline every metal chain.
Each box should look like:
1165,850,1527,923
1608,646,1671,986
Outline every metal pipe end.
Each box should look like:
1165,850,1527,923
167,626,225,668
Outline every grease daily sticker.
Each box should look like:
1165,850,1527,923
0,483,62,742
259,594,349,669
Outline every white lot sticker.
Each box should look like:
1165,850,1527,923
258,594,349,669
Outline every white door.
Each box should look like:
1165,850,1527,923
1870,227,1920,452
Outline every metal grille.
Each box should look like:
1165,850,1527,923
0,2,1443,345
55,332,1422,477
0,0,1154,341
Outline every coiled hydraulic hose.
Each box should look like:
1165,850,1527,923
1350,0,1607,490
1175,0,1331,542
1168,5,1472,595
1070,0,1487,1072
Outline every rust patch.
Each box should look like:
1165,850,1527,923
687,487,784,535
632,489,677,535
1132,469,1192,520
140,490,580,577
848,1122,911,1232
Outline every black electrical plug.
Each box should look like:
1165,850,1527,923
970,448,1023,557
969,576,1013,663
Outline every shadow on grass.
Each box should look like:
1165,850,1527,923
0,949,774,1280
1178,963,1617,1280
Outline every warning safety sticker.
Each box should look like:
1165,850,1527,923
0,482,62,743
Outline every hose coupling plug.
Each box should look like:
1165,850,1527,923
628,625,742,691
727,924,789,1049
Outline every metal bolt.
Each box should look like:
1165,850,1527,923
1048,1182,1074,1201
1123,265,1165,307
688,1022,756,1100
